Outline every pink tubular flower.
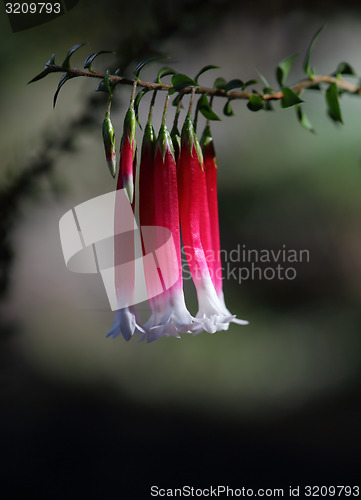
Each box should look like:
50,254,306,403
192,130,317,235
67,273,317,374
178,114,247,333
200,122,248,328
140,120,193,342
118,107,136,204
106,104,144,341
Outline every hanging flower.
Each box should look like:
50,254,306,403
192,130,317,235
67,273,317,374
107,92,144,341
118,106,136,204
140,98,193,342
200,121,248,328
178,113,247,333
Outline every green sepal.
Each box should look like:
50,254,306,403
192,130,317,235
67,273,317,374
281,86,304,108
194,65,220,83
303,25,324,78
276,53,299,87
53,73,76,107
325,82,343,123
157,66,176,84
157,124,175,162
84,51,113,72
197,94,221,121
247,94,264,112
28,54,56,84
223,100,234,116
122,107,137,155
181,114,194,155
193,129,204,169
200,123,213,148
142,121,156,156
61,43,85,70
213,77,227,90
257,71,271,89
170,125,181,161
169,74,197,95
296,104,315,133
134,55,168,79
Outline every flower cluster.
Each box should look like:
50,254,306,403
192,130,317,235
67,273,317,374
105,89,248,342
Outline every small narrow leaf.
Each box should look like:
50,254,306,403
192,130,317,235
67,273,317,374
303,25,324,78
45,54,56,67
247,94,264,112
257,71,270,88
213,77,227,90
281,87,303,108
62,43,85,70
226,79,245,91
172,94,184,107
134,55,167,78
84,51,112,72
28,54,56,83
28,68,52,84
223,100,234,116
325,82,343,123
333,62,356,77
244,79,259,88
53,73,75,107
194,65,220,83
156,66,176,84
276,53,299,87
296,105,315,133
197,94,221,121
134,88,151,128
169,74,197,95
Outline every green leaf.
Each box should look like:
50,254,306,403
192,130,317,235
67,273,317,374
95,69,113,95
194,65,220,83
172,94,184,108
197,94,221,121
276,53,299,87
134,55,167,78
257,71,270,88
53,73,75,107
247,94,264,112
134,88,151,128
244,79,258,88
333,61,356,77
61,43,85,70
296,104,315,133
325,82,343,123
303,25,325,78
156,66,176,84
213,77,227,90
223,100,234,116
84,51,113,72
28,54,56,84
281,87,303,108
226,79,244,91
169,74,197,95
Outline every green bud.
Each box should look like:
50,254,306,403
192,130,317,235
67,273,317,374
102,116,116,178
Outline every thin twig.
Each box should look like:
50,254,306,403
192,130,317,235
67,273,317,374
42,65,361,101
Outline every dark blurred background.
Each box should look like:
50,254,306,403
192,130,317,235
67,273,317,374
1,0,361,498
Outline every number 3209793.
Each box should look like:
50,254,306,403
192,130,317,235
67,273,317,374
5,3,61,14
